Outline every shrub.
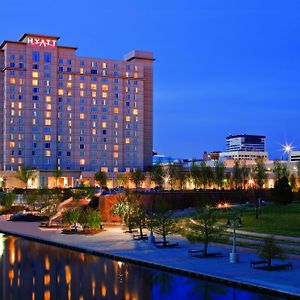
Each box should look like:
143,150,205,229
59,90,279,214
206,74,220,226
272,176,293,205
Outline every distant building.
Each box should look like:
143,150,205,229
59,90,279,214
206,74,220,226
290,151,300,162
226,134,266,152
219,151,268,161
203,151,220,161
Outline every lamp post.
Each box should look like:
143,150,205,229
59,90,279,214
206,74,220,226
229,211,239,263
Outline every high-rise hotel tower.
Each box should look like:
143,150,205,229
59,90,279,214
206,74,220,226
0,34,154,176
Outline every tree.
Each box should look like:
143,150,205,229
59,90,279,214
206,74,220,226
199,161,213,189
272,176,293,205
0,192,15,208
240,163,250,189
273,161,289,181
131,168,145,189
214,161,225,189
151,201,177,247
15,165,36,189
296,161,300,188
94,170,107,186
116,173,130,188
150,163,164,188
253,157,268,219
181,205,222,256
174,162,187,190
232,160,242,189
110,189,146,234
258,236,285,268
53,169,63,188
289,174,297,192
167,162,178,190
190,160,201,189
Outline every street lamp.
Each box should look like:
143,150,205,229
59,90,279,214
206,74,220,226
229,211,239,263
282,144,293,161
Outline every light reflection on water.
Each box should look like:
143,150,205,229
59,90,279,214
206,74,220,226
0,235,284,300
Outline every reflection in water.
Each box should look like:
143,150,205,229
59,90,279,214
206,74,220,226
0,235,284,300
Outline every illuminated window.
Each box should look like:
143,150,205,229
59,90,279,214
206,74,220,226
32,72,39,78
101,167,108,172
102,122,107,128
115,122,118,129
125,72,129,78
67,91,72,96
45,150,51,157
67,82,72,88
46,104,52,110
18,78,24,85
102,85,108,91
18,102,22,109
102,62,107,69
58,89,64,95
45,112,51,118
68,120,72,127
80,83,84,89
113,107,119,114
92,91,97,97
57,135,61,142
9,141,15,148
134,65,138,71
45,96,51,102
44,135,51,141
80,159,85,165
135,87,139,93
18,158,22,164
134,72,138,78
67,105,71,111
10,78,15,84
114,145,119,151
32,80,38,86
125,138,130,144
45,119,51,125
92,121,96,127
102,92,107,98
126,116,130,122
113,152,119,158
68,75,72,81
80,90,84,96
11,157,15,163
80,113,85,119
114,167,118,173
133,109,138,115
32,119,36,125
91,84,97,90
80,68,84,74
92,129,97,135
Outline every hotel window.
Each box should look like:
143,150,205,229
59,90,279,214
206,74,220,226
58,89,64,95
80,113,85,119
45,119,51,126
133,109,138,115
91,69,97,75
92,129,97,135
134,73,138,78
92,91,96,97
67,82,72,88
115,122,118,129
67,59,72,65
80,68,84,74
45,150,51,157
68,75,72,81
80,83,84,89
102,122,107,128
44,52,51,63
10,78,15,84
125,138,130,144
44,135,51,141
126,116,130,122
46,104,52,110
9,141,15,148
91,84,97,90
102,85,108,91
113,107,119,114
32,51,40,62
91,61,97,67
80,61,85,66
32,72,39,78
80,90,84,96
102,62,107,68
45,96,51,102
113,152,119,158
114,145,119,151
102,92,107,98
32,79,38,85
45,112,51,118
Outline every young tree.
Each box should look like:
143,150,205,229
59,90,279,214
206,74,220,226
190,160,201,189
94,170,107,186
167,162,178,190
273,161,289,181
174,162,187,190
15,165,36,189
253,157,268,219
117,173,130,188
289,174,297,192
151,201,177,247
232,160,242,189
110,189,145,234
150,163,164,188
214,161,225,189
199,161,213,189
258,236,285,268
181,205,222,256
296,161,300,188
272,176,293,205
131,168,145,189
62,208,80,229
53,169,63,188
240,163,250,189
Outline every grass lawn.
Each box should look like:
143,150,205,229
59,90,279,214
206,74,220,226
218,202,300,237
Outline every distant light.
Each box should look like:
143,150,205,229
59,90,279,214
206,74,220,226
283,144,293,153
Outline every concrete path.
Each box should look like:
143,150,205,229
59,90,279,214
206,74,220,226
0,220,300,298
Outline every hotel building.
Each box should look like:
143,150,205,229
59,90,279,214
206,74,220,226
0,34,154,186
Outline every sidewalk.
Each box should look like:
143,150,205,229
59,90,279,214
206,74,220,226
0,220,300,298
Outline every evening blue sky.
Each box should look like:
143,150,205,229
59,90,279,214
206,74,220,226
1,0,300,159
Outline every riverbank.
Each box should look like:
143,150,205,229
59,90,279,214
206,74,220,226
0,220,299,299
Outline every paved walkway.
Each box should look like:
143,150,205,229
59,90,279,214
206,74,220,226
0,221,300,298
